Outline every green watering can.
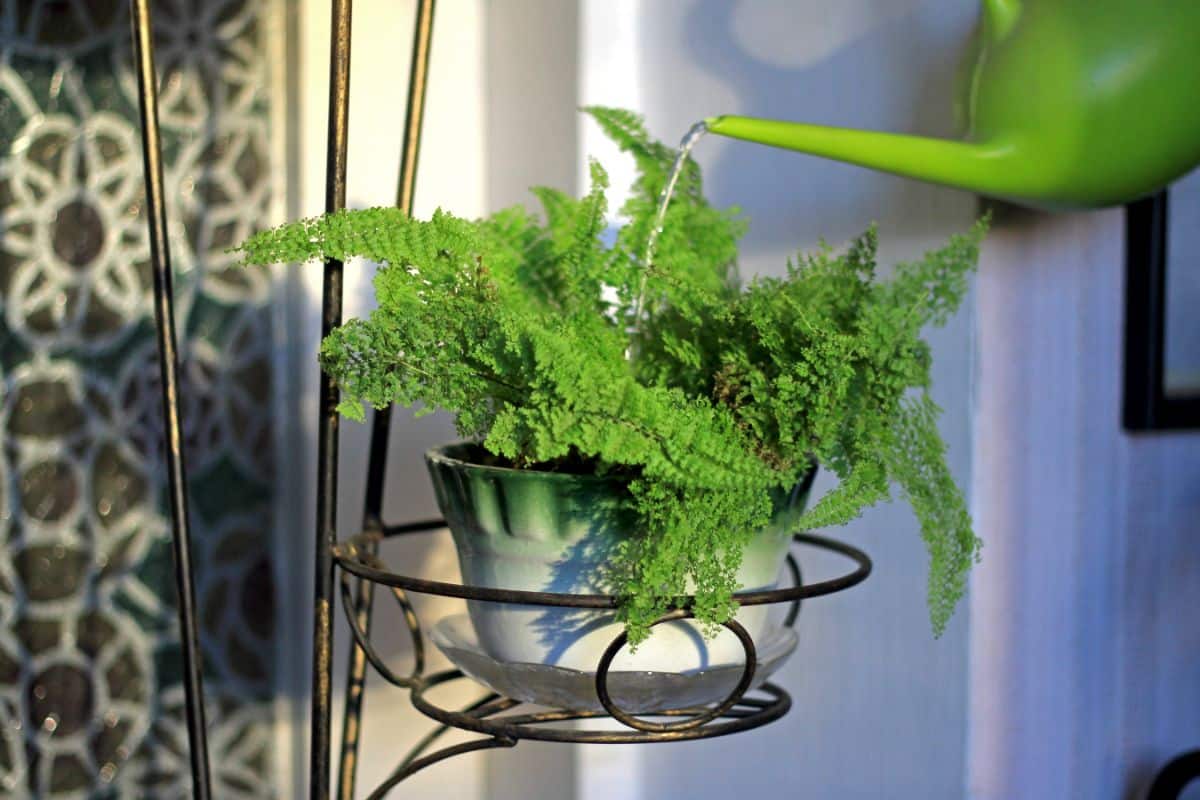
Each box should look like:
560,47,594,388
706,0,1200,210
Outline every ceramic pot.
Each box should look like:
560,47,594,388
426,442,813,674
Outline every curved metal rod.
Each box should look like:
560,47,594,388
337,570,423,688
1147,749,1200,800
410,670,792,744
337,550,375,800
363,551,428,675
384,518,447,536
130,1,212,796
365,736,517,800
594,610,757,733
783,553,803,627
363,693,512,800
731,696,774,710
335,531,871,610
463,695,524,719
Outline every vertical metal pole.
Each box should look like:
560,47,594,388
393,0,437,218
129,2,213,798
313,1,353,798
337,3,436,798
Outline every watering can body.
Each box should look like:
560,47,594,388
707,0,1200,210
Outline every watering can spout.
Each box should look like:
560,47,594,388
705,116,1026,203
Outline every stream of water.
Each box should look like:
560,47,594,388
642,120,710,276
627,119,709,356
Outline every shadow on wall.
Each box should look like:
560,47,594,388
677,0,977,252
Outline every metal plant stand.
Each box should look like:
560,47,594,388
333,523,869,800
130,1,873,798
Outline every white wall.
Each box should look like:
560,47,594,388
969,208,1200,800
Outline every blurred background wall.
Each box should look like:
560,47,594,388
0,1,285,797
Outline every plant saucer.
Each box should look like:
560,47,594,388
429,613,798,714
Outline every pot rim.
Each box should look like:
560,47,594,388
425,441,619,484
425,441,819,500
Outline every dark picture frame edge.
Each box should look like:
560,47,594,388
1123,191,1200,431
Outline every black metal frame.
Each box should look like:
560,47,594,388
1123,191,1200,430
130,1,212,797
130,1,874,798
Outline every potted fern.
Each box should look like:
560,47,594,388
237,108,984,685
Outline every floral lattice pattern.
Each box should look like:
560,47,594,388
0,1,279,797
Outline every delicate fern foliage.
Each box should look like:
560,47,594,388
236,108,986,641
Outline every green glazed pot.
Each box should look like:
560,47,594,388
425,442,813,673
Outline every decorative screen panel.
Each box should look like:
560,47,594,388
0,1,280,796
